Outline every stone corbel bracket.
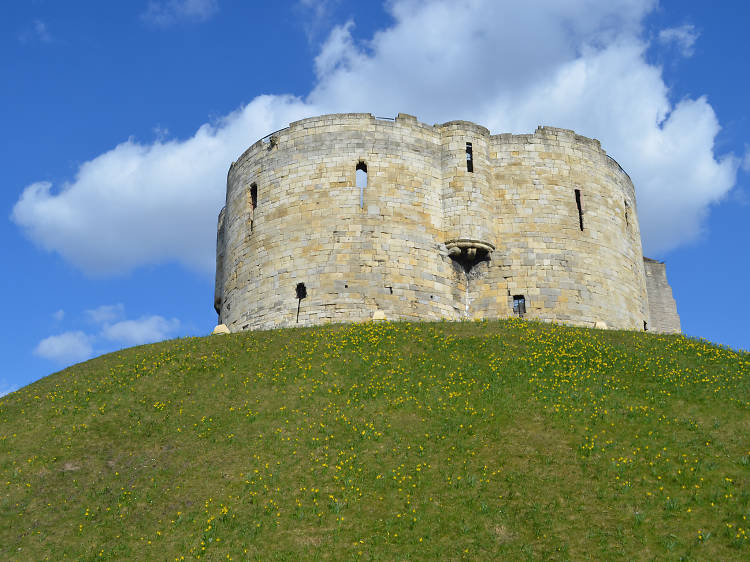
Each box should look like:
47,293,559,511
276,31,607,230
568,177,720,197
444,239,495,260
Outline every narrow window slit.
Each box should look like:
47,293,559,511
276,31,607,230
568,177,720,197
624,200,630,227
643,320,648,331
356,162,367,209
466,142,473,173
575,189,584,231
296,282,307,323
249,183,258,232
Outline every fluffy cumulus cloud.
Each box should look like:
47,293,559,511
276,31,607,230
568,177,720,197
85,304,180,346
12,0,740,270
12,96,319,275
101,316,180,346
34,305,181,365
34,331,93,364
141,0,218,27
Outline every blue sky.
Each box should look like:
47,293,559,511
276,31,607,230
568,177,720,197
2,0,749,395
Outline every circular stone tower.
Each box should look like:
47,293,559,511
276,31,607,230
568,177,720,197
215,112,663,333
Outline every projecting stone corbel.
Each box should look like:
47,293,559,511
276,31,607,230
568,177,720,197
444,239,495,272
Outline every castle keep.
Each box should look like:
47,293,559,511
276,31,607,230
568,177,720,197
214,113,680,333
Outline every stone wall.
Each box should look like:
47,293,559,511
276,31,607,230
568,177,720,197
643,258,681,333
214,207,225,315
215,112,679,333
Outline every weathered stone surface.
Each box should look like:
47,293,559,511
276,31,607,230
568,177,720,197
214,113,680,334
643,258,681,334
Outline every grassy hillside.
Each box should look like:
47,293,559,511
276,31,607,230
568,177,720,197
1,319,748,560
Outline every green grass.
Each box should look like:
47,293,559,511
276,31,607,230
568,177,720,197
1,319,748,560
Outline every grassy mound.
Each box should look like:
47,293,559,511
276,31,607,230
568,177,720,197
1,319,748,560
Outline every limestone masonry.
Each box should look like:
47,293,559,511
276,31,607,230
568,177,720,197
214,112,680,334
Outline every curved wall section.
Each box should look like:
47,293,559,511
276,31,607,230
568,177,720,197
215,113,674,333
438,121,494,249
477,127,649,329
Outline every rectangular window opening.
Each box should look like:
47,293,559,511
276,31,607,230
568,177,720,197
466,142,473,173
575,189,584,231
249,183,258,233
513,295,526,317
356,162,367,209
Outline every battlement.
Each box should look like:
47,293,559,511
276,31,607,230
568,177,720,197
229,113,633,200
216,112,679,334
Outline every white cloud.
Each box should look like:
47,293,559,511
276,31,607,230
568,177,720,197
35,305,181,363
34,331,93,364
12,95,319,275
141,0,219,27
52,309,65,322
313,20,357,79
304,0,735,254
101,316,180,346
12,0,739,268
659,24,699,57
85,304,125,325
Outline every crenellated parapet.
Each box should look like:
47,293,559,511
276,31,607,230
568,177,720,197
214,113,679,333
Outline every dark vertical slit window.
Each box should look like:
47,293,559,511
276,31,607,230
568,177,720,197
575,189,584,231
356,162,367,209
296,282,307,323
643,320,648,331
513,295,526,316
624,200,630,227
250,183,258,232
466,142,473,173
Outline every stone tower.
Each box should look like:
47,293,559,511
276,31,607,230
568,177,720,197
214,113,680,334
